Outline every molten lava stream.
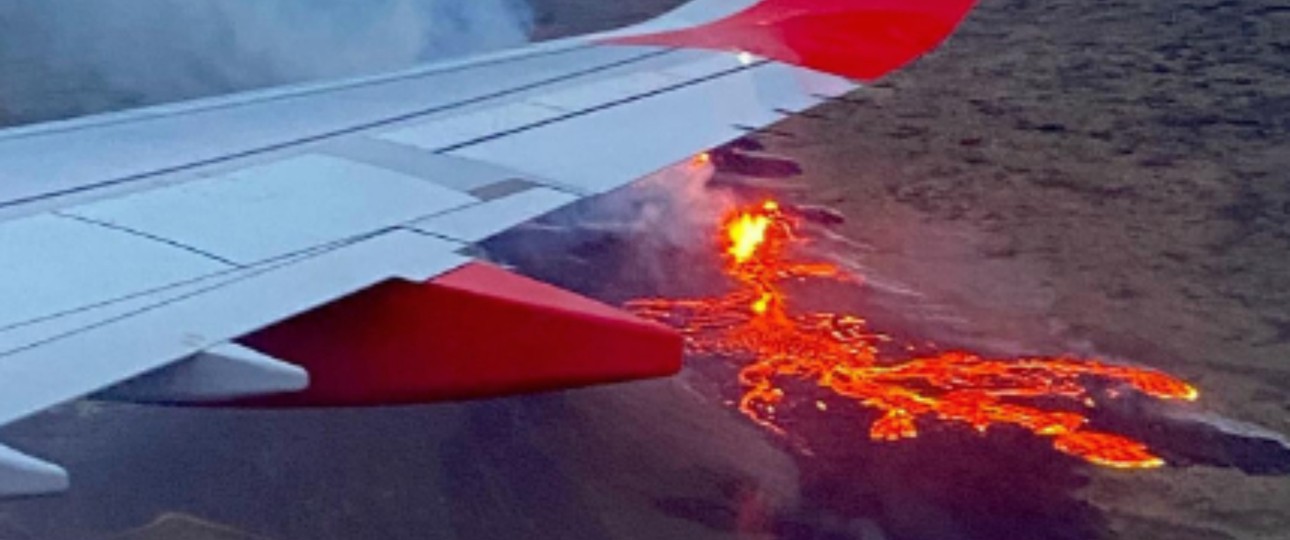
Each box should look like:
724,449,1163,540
626,200,1199,469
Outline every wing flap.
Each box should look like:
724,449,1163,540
445,62,824,194
0,214,231,329
379,102,569,153
61,154,477,265
409,186,578,243
0,230,467,427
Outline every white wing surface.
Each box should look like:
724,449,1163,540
0,0,974,495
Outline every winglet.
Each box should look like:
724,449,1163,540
605,0,978,81
0,445,68,497
239,262,683,406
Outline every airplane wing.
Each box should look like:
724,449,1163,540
0,0,975,495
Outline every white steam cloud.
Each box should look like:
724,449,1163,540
542,160,736,248
0,0,534,126
1169,410,1290,448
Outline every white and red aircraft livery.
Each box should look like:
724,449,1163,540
0,0,975,496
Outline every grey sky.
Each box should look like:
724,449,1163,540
0,0,533,126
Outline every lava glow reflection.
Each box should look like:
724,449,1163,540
627,201,1199,469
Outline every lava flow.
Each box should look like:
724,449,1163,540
626,201,1199,469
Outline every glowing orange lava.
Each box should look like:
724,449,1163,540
727,212,771,264
627,201,1199,469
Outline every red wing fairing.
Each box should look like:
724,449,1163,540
609,0,977,81
240,263,681,407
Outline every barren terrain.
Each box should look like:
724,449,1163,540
0,0,1286,538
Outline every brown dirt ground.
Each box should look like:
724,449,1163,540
538,0,1290,537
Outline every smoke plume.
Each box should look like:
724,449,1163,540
0,0,534,126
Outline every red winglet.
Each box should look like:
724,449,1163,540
606,0,977,81
239,262,682,407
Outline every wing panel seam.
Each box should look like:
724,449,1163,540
0,48,679,211
0,197,478,340
0,43,595,143
52,212,243,268
437,59,771,153
0,228,401,360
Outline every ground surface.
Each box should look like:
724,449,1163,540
537,0,1290,537
761,0,1290,537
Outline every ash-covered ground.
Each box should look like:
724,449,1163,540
1,0,1288,539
